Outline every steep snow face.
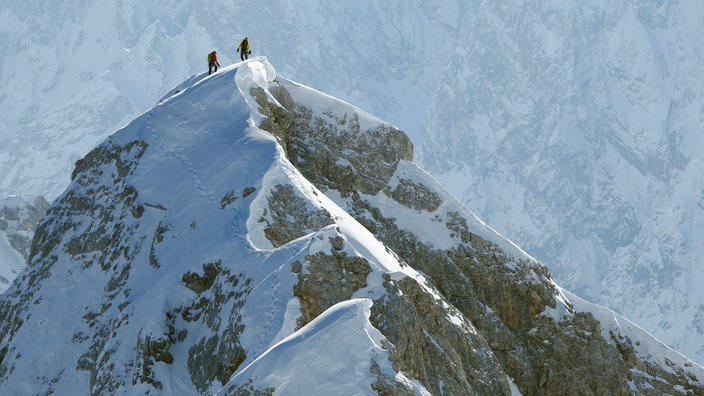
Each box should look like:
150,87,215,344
2,0,704,366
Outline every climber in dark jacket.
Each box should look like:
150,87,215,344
237,37,251,61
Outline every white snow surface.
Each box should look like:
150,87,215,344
1,0,704,364
220,299,430,396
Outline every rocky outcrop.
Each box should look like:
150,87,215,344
255,78,704,395
179,262,251,393
354,203,636,394
253,84,413,197
384,178,442,212
258,184,333,247
283,230,510,395
293,235,372,327
370,274,512,395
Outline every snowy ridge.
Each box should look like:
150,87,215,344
220,299,429,396
236,59,417,278
1,58,703,395
262,73,534,267
269,75,540,275
561,288,704,386
0,58,439,395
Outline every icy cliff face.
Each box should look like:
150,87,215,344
2,0,703,364
1,59,702,395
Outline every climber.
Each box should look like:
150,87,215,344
208,51,220,75
237,37,251,61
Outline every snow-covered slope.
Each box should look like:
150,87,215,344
2,0,704,366
1,58,702,395
220,299,429,395
0,59,461,395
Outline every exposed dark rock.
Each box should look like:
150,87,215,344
183,261,221,294
254,82,413,197
370,359,415,395
384,178,441,212
177,262,251,393
220,190,237,208
221,379,275,396
293,236,372,328
345,191,640,394
259,184,333,247
242,186,256,198
31,139,148,270
134,333,172,390
371,274,512,395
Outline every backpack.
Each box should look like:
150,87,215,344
208,52,214,62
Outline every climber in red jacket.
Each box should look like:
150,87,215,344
208,51,220,75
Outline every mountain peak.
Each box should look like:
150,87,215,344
1,59,702,395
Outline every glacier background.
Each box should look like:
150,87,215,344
1,0,703,363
